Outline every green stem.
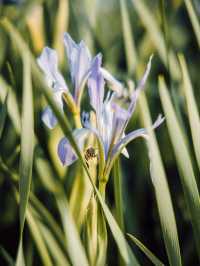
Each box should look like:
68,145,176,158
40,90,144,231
113,158,125,266
113,158,124,231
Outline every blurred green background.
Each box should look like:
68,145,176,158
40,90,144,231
0,0,200,265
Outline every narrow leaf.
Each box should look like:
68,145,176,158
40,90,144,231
138,92,182,266
131,0,180,80
19,50,34,235
0,92,8,139
27,208,53,266
120,0,137,73
56,197,89,266
184,0,200,48
0,77,21,134
159,76,200,258
38,222,70,266
127,234,164,266
178,54,200,171
0,246,15,266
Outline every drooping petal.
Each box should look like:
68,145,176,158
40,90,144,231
42,107,57,129
100,67,124,96
57,128,89,166
58,137,78,166
111,114,165,161
37,47,68,92
88,54,105,116
42,91,65,129
64,33,92,102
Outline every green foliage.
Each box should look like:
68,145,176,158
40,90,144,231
0,1,200,265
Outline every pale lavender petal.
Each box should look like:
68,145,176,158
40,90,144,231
100,67,124,96
110,103,129,143
64,33,92,101
37,47,67,92
111,114,165,159
42,107,57,129
127,55,153,117
88,54,105,116
58,137,77,166
57,128,89,166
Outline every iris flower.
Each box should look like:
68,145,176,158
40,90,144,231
37,33,122,129
57,54,164,178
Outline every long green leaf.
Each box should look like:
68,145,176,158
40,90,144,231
16,49,34,265
56,197,89,266
119,0,137,73
131,0,180,80
26,208,53,266
113,158,125,266
0,77,21,134
38,222,70,266
1,19,140,265
113,158,124,231
178,54,200,171
0,92,8,139
0,247,15,266
159,76,200,258
138,92,182,266
184,0,200,48
127,234,164,266
30,194,68,256
19,50,34,234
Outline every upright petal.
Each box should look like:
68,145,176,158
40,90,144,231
64,33,92,102
37,47,68,92
127,55,153,118
88,54,105,116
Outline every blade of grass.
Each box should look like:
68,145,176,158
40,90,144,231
0,247,15,266
19,50,34,235
113,158,124,231
53,0,69,63
113,158,125,266
16,49,34,265
159,76,200,258
178,54,200,171
56,197,89,266
119,0,137,73
184,0,200,48
0,92,8,139
0,77,21,134
26,208,53,266
1,19,140,265
30,194,68,256
127,234,164,266
37,221,70,266
138,92,182,266
131,0,180,80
